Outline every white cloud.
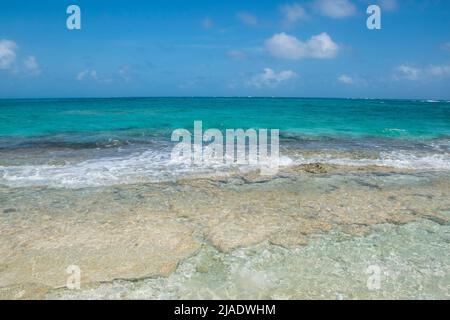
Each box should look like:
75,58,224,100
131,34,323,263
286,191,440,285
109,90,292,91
236,12,259,27
314,0,356,18
90,70,98,80
77,68,131,83
227,49,246,60
265,32,339,60
118,65,131,82
77,69,101,81
0,40,41,76
23,56,41,75
428,65,450,77
246,68,298,88
0,39,18,70
77,69,89,80
281,3,308,25
393,64,450,81
338,74,354,84
395,65,421,80
202,17,213,29
378,0,397,11
442,42,450,52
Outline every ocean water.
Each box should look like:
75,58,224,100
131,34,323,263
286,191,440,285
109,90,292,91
1,98,449,299
0,97,449,188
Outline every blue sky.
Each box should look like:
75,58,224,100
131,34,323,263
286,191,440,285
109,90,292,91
0,0,449,99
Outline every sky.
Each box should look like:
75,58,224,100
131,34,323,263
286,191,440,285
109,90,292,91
0,0,450,99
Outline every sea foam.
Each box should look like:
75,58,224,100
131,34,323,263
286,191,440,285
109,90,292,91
1,148,449,188
293,151,450,170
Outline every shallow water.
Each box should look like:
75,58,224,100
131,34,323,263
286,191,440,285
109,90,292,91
1,166,449,299
0,98,449,299
47,220,450,300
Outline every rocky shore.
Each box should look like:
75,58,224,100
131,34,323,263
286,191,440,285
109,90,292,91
1,164,449,299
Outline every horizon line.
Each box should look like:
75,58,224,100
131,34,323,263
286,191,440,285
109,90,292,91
0,96,447,101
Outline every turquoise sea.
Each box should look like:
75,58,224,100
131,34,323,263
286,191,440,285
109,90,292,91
0,97,449,187
1,97,450,139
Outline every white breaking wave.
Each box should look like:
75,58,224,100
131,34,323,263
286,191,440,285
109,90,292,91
0,150,188,188
294,151,450,170
0,149,449,188
0,149,293,188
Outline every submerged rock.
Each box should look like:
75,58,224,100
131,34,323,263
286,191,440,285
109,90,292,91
302,163,329,174
1,166,449,299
